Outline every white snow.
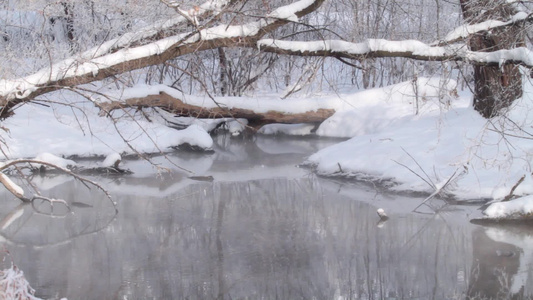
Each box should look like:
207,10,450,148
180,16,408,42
173,124,213,149
0,74,531,206
0,264,40,300
306,77,533,201
102,152,122,168
34,153,76,169
441,11,530,44
483,195,533,219
258,38,533,68
0,101,214,159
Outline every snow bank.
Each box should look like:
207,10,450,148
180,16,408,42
0,101,213,159
483,195,533,219
102,152,122,168
0,75,531,203
306,77,533,200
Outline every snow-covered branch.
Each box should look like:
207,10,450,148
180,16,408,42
257,38,533,68
77,0,240,60
435,11,533,46
0,0,325,118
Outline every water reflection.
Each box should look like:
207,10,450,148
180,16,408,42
0,177,474,299
468,226,533,300
0,136,532,299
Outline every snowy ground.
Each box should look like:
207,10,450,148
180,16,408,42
0,77,532,219
307,78,533,201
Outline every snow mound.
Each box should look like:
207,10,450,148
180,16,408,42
306,77,533,200
173,124,213,150
0,101,214,159
34,153,76,169
102,152,122,168
317,77,459,138
483,195,533,219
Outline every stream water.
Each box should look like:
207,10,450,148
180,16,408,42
0,135,532,299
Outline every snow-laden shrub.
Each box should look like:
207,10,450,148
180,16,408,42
0,263,40,300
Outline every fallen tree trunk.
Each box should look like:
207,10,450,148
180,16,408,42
98,91,335,127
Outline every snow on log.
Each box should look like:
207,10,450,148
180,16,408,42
102,153,122,168
482,195,533,220
98,91,335,126
34,153,76,169
0,173,24,199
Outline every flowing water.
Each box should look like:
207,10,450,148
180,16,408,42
0,135,532,299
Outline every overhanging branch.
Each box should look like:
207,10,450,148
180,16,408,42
257,38,533,68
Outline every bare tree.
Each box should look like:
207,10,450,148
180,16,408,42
0,0,531,121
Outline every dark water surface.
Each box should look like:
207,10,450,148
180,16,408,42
1,136,532,299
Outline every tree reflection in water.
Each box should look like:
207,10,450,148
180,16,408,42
468,226,533,300
0,173,532,299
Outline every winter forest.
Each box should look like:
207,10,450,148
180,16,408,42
0,0,533,299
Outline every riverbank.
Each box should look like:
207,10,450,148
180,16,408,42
1,77,531,207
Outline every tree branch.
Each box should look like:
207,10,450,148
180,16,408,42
434,11,533,46
257,38,533,68
0,160,116,211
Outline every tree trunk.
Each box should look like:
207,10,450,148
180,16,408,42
98,91,335,127
61,1,77,53
460,0,524,118
218,47,230,96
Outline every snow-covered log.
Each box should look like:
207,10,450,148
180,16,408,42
98,91,335,126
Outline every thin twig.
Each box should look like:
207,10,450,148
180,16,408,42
401,147,436,189
502,174,526,202
392,159,434,189
0,159,116,211
412,168,462,212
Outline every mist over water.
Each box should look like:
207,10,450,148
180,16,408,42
0,136,532,299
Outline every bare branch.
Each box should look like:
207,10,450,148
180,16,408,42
0,160,116,211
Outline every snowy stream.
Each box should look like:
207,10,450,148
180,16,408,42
0,135,532,299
